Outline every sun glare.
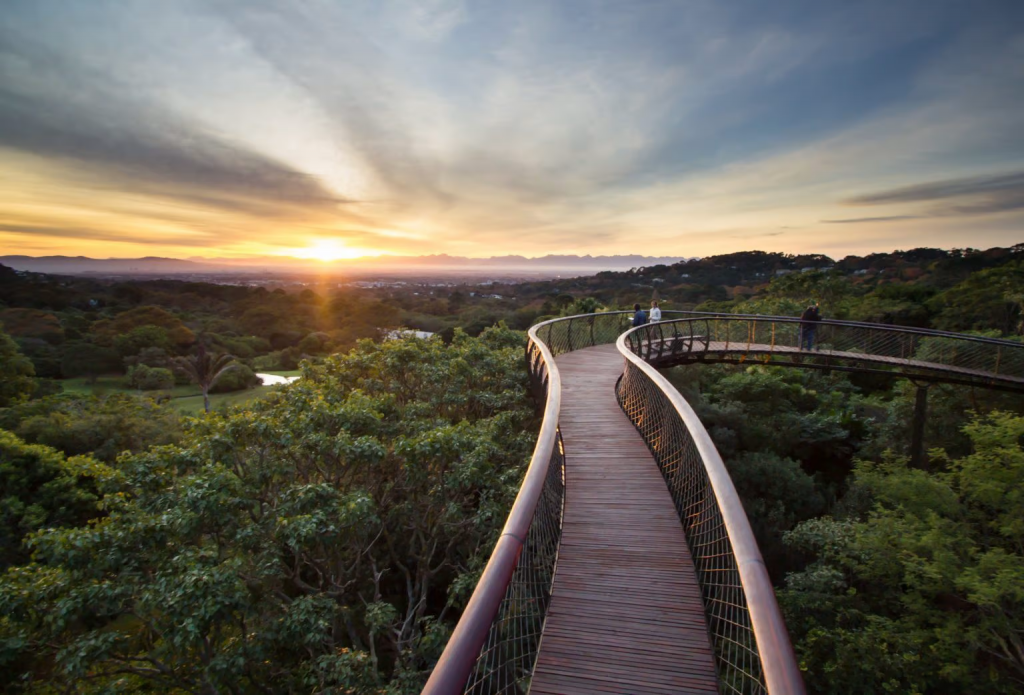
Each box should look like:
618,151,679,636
288,239,369,262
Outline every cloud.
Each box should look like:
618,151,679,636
397,0,468,42
843,171,1024,217
0,28,349,221
823,216,921,223
846,171,1024,205
0,223,214,247
1,0,1023,258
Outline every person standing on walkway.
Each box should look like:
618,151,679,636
632,303,648,327
799,302,820,350
649,300,662,322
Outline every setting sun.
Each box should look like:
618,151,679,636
285,239,376,262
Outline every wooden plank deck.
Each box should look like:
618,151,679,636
529,344,718,695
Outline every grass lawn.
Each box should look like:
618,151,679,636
61,376,199,399
173,388,279,415
263,369,302,378
58,370,303,415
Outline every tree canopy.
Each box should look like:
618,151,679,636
781,413,1024,694
0,327,535,693
0,325,36,407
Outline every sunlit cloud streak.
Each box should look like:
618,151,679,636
823,217,922,224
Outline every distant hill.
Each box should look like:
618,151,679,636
0,256,209,275
0,253,690,276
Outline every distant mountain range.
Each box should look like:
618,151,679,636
0,254,689,276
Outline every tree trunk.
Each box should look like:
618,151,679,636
203,387,211,413
910,385,928,470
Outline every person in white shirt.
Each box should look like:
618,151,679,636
649,300,662,322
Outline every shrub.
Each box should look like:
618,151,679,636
126,364,175,391
208,363,261,393
114,324,172,357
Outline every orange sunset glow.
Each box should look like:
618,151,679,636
0,1,1022,263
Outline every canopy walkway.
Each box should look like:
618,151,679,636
626,315,1024,392
530,345,716,694
423,312,1024,695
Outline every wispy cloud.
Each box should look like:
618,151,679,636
0,27,350,220
823,216,922,224
847,171,1024,205
843,171,1024,218
0,223,215,247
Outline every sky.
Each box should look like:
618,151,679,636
1,0,1022,261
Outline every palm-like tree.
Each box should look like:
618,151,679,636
1006,290,1024,336
173,345,238,413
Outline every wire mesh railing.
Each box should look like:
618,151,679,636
423,333,564,695
461,430,564,694
425,311,805,695
616,328,805,695
625,316,1024,390
424,313,634,695
536,309,697,356
426,309,1019,695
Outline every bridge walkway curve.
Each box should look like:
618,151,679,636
529,344,718,694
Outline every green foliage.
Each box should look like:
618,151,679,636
91,306,195,348
252,348,300,371
860,380,1023,462
172,346,240,413
0,326,533,692
14,337,63,378
59,340,122,381
113,324,172,357
297,331,333,355
0,308,65,344
697,366,861,468
123,346,188,383
781,413,1024,694
207,363,260,393
726,451,825,575
0,326,36,407
932,262,1024,335
677,365,859,576
0,430,111,570
765,270,856,318
3,248,1024,691
209,333,271,359
562,296,605,316
731,295,806,317
240,304,298,336
849,282,936,326
125,364,176,391
0,394,181,463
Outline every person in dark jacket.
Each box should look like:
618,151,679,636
799,303,820,350
632,303,647,327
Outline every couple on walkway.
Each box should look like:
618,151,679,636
632,300,661,327
629,300,822,350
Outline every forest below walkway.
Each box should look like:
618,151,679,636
1,244,1022,693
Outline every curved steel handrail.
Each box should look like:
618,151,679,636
425,311,808,694
660,312,1024,349
624,316,1024,390
423,322,563,694
425,309,1021,693
424,312,642,694
616,326,804,694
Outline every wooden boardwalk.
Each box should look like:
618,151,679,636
529,344,718,695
